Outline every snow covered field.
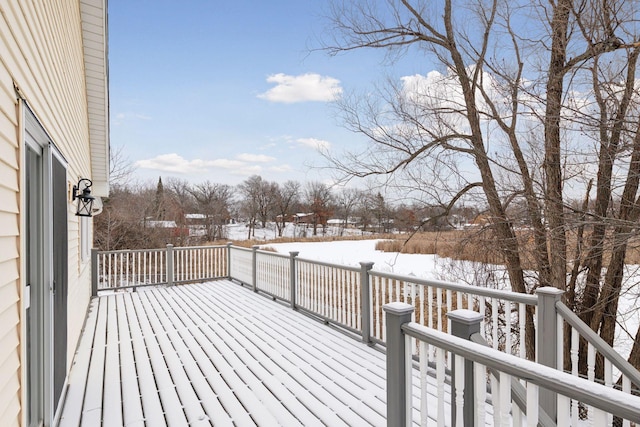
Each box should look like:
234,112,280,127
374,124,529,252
265,239,444,278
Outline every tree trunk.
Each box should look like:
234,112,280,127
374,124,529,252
544,0,572,291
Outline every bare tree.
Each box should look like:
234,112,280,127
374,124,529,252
322,0,640,363
304,181,334,236
238,175,278,239
274,180,301,237
109,145,135,189
189,181,232,241
94,181,175,250
335,188,362,236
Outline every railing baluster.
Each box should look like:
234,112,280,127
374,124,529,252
420,340,429,426
475,362,486,426
499,371,511,426
505,300,512,354
91,249,98,296
571,326,579,426
526,382,538,427
436,287,443,332
454,354,465,427
588,342,596,423
491,370,500,426
132,252,137,286
428,285,433,331
436,346,446,427
479,295,485,339
446,289,452,333
492,297,498,349
419,284,425,329
623,376,631,427
518,303,526,358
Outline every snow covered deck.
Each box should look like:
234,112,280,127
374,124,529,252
57,280,428,426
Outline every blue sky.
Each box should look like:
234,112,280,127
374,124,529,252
109,0,420,187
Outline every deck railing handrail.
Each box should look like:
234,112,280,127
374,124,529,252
295,256,362,273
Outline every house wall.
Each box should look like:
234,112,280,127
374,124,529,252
0,1,96,425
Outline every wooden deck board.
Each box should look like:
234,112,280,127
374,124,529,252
103,297,123,427
129,293,190,426
115,294,145,427
80,295,108,427
187,283,388,422
123,294,167,427
58,299,99,427
143,290,235,426
160,285,282,426
59,279,431,426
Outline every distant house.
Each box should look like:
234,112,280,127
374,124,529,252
293,213,315,225
185,213,207,225
327,218,359,228
0,2,109,426
467,213,493,229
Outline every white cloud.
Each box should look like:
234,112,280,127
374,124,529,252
135,154,250,174
135,153,204,173
236,153,276,162
258,73,343,103
135,152,281,177
296,137,331,151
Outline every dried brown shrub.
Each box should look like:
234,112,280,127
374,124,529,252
375,229,640,267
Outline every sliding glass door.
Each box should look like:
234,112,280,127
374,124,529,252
24,107,68,426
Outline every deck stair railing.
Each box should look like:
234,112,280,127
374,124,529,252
93,243,640,424
384,304,640,427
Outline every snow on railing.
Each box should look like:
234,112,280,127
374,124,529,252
384,304,640,427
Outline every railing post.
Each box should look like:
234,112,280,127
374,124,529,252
448,309,484,427
536,286,564,421
360,261,374,344
166,244,174,286
289,251,299,309
252,245,259,292
383,302,414,427
91,248,98,296
226,242,232,278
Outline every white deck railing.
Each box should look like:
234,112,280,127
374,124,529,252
92,244,227,291
92,243,640,424
385,304,640,427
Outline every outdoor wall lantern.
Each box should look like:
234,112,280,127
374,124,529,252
72,178,95,217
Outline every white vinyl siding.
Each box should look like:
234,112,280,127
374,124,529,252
0,1,107,425
0,62,20,427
